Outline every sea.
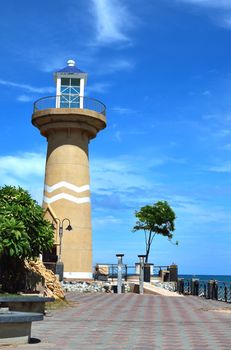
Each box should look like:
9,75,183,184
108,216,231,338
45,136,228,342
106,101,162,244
179,275,231,283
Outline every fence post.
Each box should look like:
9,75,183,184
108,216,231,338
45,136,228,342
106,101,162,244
214,280,218,300
116,254,124,294
177,278,184,294
208,280,218,299
191,279,199,296
224,284,227,302
187,279,190,294
204,283,207,298
138,255,146,295
112,265,114,282
144,263,152,282
207,280,213,299
169,264,178,282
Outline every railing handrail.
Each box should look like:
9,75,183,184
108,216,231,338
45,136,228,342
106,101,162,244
177,277,231,303
33,95,106,115
93,263,171,277
182,278,231,285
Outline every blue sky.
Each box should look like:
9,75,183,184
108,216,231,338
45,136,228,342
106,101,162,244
0,0,231,274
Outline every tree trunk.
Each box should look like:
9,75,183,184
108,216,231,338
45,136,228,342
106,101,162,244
145,232,152,263
0,254,26,293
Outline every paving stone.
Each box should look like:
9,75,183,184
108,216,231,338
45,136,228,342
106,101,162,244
5,292,231,349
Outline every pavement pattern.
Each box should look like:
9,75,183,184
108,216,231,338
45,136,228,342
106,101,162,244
4,292,231,350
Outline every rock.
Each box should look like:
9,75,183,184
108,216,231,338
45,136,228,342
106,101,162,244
61,280,130,294
152,281,176,292
24,260,65,300
62,281,107,293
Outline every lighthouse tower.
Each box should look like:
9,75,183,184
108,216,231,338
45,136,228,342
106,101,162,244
32,59,106,279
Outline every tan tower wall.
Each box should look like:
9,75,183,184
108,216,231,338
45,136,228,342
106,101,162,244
32,108,106,279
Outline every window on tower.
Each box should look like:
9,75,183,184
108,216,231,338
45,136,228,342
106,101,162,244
60,78,80,108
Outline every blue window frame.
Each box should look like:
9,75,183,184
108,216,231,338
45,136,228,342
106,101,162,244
60,78,80,108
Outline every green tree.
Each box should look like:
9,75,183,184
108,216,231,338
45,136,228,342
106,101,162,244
0,185,54,292
133,201,177,263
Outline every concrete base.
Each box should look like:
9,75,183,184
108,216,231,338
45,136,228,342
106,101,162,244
0,322,31,345
0,310,43,345
64,272,92,279
129,283,140,294
0,296,54,314
55,261,64,281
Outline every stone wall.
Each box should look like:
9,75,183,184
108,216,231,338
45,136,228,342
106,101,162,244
24,260,65,299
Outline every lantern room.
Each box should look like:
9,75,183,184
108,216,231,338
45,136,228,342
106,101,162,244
54,59,87,108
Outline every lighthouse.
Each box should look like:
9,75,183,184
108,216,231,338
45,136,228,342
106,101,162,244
32,59,106,279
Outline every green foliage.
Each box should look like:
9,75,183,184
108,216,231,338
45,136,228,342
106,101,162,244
0,185,54,260
133,201,176,262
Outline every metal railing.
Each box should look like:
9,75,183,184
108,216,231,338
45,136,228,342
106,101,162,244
177,278,231,303
93,264,173,281
126,265,170,276
33,95,106,116
93,264,128,281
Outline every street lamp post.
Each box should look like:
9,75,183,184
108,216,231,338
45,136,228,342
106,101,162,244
138,255,146,295
53,218,72,281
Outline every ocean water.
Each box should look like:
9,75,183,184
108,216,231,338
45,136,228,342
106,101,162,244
179,275,231,283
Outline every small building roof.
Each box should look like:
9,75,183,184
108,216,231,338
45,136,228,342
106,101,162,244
56,59,85,74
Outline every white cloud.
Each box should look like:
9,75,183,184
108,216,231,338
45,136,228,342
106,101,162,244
179,0,231,9
222,143,231,151
1,151,230,234
94,59,135,76
216,129,231,137
201,114,218,120
202,90,211,96
115,131,122,142
90,154,188,205
222,17,231,28
0,153,45,178
91,0,132,44
105,59,134,72
111,106,136,115
92,215,122,227
179,0,231,29
0,152,45,203
0,152,160,208
90,155,164,199
208,162,231,173
170,194,230,226
86,82,111,94
0,79,54,94
17,95,34,103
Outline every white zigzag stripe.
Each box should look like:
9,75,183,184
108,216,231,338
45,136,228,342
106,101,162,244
44,181,90,194
43,193,90,204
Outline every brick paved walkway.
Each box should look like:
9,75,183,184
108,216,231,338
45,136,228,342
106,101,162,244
5,292,231,350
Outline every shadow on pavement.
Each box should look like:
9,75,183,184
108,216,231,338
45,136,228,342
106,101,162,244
29,338,41,344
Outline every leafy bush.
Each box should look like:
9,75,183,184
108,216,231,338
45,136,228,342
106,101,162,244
0,185,54,292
